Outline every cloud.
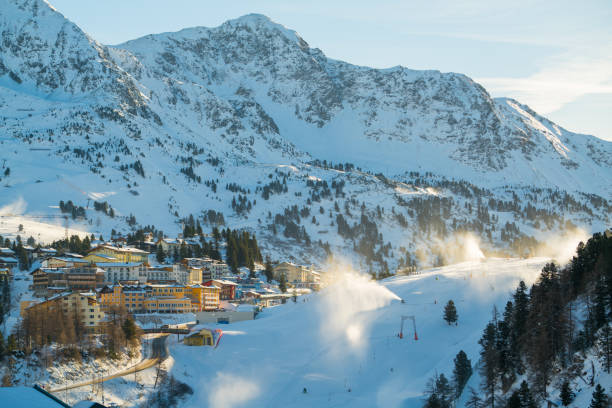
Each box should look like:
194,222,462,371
478,49,612,114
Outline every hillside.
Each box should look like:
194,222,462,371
0,0,610,271
159,258,549,408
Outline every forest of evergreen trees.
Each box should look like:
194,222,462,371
425,231,612,408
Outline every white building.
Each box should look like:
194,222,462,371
97,262,146,284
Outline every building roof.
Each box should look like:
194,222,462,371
88,254,118,260
0,257,18,263
0,247,15,255
96,262,143,267
47,257,89,263
0,385,71,407
89,245,149,254
63,252,84,258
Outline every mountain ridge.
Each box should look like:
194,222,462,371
0,0,609,269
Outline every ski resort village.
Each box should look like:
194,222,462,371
1,0,612,407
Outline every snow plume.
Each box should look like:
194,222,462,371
533,227,590,264
0,197,27,216
318,259,400,356
208,373,260,408
413,232,485,267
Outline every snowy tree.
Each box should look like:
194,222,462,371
443,300,458,325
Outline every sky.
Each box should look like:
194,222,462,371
50,0,612,142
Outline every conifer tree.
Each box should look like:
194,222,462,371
156,245,165,263
479,321,499,408
452,350,472,397
264,256,274,283
279,272,287,293
590,384,608,408
559,381,574,406
443,300,458,325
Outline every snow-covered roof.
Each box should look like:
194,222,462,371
63,252,83,258
90,245,148,254
48,257,89,263
211,279,238,286
0,257,18,263
0,248,15,255
96,262,143,267
0,386,70,407
89,254,117,260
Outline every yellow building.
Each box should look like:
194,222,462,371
98,283,193,313
184,328,215,346
144,297,192,313
87,245,149,264
185,284,220,312
274,262,321,288
23,292,106,331
43,257,89,269
82,253,118,263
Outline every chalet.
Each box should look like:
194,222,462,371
0,256,18,269
0,247,15,256
30,266,105,297
42,257,89,269
0,267,11,281
32,247,57,260
156,237,201,254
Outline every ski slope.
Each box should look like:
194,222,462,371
166,257,548,408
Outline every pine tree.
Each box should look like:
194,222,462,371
479,321,499,408
599,324,612,373
465,387,482,408
264,256,274,283
156,245,165,263
279,272,287,293
122,318,137,344
559,381,574,406
452,350,472,397
516,381,536,408
444,300,458,325
424,393,442,408
590,384,608,408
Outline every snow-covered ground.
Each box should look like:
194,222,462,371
163,258,547,408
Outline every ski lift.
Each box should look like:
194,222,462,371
399,315,418,340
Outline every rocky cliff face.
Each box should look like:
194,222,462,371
0,0,609,268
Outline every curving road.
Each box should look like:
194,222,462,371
49,334,168,393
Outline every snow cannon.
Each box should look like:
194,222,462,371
213,329,224,348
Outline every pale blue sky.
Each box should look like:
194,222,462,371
51,0,612,141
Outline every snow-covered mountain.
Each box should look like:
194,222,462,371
0,0,610,269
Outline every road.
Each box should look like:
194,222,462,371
49,334,168,393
